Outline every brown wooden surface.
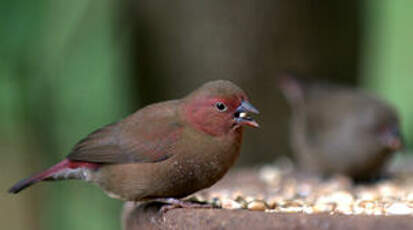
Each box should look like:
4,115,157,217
123,202,413,230
122,163,413,230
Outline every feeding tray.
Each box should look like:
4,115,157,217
123,161,413,230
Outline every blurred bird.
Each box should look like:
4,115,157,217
9,80,259,207
279,75,402,181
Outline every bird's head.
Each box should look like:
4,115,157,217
363,101,404,154
183,80,259,136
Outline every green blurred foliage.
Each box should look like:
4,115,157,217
360,0,413,148
0,0,132,230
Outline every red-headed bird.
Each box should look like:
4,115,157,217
9,80,259,205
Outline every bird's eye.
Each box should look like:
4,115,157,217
215,102,227,112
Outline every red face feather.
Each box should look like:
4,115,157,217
183,95,246,136
183,80,259,135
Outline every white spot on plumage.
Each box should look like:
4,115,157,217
51,168,92,181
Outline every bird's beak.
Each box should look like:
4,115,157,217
388,138,403,151
234,101,259,128
382,127,404,152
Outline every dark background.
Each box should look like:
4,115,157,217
1,1,412,229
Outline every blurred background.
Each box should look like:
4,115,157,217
1,1,412,229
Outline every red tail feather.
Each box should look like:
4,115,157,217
8,159,98,194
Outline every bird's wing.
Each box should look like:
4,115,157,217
67,101,183,164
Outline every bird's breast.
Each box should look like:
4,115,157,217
156,127,243,197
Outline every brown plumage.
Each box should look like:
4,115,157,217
9,80,259,202
279,75,402,181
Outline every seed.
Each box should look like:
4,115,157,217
247,200,268,211
386,202,413,215
313,202,336,213
278,200,305,213
353,200,372,215
221,198,243,210
234,196,248,208
267,196,285,209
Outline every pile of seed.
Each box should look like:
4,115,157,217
190,163,413,216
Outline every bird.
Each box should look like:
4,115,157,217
278,74,402,181
8,80,259,207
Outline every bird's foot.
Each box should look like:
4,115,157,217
154,198,213,214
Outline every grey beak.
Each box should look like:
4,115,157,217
234,101,260,128
237,101,259,114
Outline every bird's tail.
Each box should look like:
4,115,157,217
8,159,98,194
